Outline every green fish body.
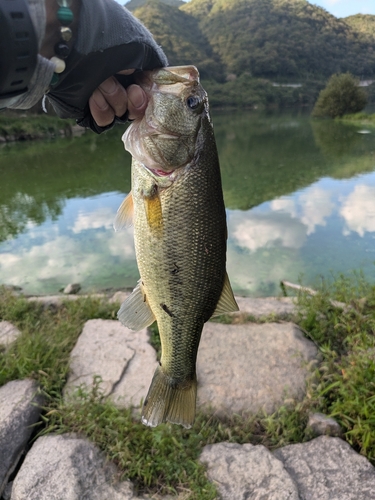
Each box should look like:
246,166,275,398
115,66,238,428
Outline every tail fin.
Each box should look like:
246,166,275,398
141,366,197,429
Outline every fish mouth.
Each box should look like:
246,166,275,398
142,164,174,178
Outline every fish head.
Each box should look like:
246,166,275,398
123,66,208,177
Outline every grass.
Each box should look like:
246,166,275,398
1,273,375,496
296,272,375,461
337,111,375,127
0,114,74,139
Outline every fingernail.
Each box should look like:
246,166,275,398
128,85,146,109
99,78,117,94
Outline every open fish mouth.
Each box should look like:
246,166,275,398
149,168,172,177
142,163,177,178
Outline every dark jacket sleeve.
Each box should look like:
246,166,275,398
46,0,168,133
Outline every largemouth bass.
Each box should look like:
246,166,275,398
115,66,238,428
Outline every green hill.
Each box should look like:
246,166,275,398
128,0,375,107
125,0,184,10
181,0,375,79
132,0,223,80
344,14,375,40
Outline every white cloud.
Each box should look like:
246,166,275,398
299,187,334,235
0,229,136,290
271,186,334,235
340,185,375,237
229,210,306,252
71,207,116,233
270,197,297,217
97,228,135,258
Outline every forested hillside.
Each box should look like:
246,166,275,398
130,1,223,80
345,14,375,40
124,0,375,107
127,0,375,79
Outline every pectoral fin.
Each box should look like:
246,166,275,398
144,189,163,232
118,280,156,330
114,192,134,231
211,272,239,317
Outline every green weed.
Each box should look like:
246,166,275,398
294,272,375,462
2,271,375,495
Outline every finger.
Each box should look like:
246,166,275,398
117,69,135,76
89,88,115,127
127,84,147,120
97,76,128,119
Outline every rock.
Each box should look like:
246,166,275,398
2,481,12,500
232,296,296,320
197,322,318,416
0,321,21,348
200,442,299,499
64,319,158,409
0,380,44,497
11,434,136,500
63,283,81,295
306,412,342,437
27,294,106,308
273,435,375,500
71,124,86,137
1,285,22,292
109,291,130,305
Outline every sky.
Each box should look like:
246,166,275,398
308,0,375,18
119,0,375,18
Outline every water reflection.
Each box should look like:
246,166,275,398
0,132,131,242
340,185,375,237
1,110,375,296
0,194,138,294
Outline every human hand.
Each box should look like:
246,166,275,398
45,0,167,133
89,70,148,127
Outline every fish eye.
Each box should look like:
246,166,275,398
186,95,201,110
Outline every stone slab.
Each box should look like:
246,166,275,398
197,322,318,415
232,296,296,320
0,379,43,496
200,441,299,499
64,319,158,408
11,434,136,500
274,435,375,500
27,294,106,308
0,321,21,348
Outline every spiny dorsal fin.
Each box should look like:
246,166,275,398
211,272,239,317
117,280,155,331
114,192,134,231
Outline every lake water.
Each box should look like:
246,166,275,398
1,110,375,297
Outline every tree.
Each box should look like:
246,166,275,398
312,73,367,118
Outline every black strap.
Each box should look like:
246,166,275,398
0,0,38,100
